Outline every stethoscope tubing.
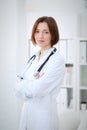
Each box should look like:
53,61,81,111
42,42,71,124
18,47,57,79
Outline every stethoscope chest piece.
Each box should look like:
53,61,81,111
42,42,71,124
33,71,39,78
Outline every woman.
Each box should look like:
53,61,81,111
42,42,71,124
15,16,65,130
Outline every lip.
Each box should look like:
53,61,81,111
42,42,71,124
37,40,44,43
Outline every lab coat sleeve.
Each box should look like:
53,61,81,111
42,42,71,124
14,54,65,100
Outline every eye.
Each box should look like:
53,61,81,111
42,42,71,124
35,30,39,33
45,31,49,34
43,31,49,34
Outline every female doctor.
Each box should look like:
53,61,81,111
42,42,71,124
15,16,65,130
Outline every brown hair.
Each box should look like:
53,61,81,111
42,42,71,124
31,16,60,47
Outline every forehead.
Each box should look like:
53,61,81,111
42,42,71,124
36,22,49,30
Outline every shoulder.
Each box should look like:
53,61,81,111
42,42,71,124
46,49,65,72
52,48,65,64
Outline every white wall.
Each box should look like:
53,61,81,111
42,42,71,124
26,0,86,14
0,0,20,130
17,0,28,74
0,0,28,129
26,0,87,38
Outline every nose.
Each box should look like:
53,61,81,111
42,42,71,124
39,32,43,38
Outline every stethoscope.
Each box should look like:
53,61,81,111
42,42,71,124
17,47,57,79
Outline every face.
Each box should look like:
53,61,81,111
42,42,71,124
34,22,52,50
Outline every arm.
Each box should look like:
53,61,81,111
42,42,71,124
14,54,65,100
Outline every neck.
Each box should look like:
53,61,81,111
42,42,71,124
39,47,52,59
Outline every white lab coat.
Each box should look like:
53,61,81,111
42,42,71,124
14,48,65,130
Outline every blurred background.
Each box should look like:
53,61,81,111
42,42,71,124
0,0,87,130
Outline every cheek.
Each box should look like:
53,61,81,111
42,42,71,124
46,36,51,42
